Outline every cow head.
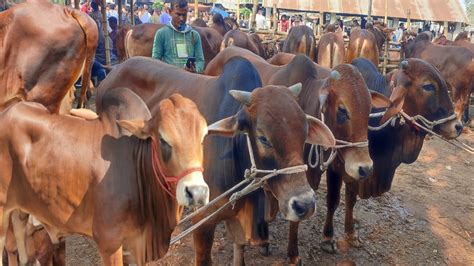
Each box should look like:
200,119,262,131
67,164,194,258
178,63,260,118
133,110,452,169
208,84,336,222
320,66,391,181
381,59,463,139
117,94,210,207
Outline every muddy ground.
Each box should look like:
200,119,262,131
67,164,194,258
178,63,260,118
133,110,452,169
66,131,474,265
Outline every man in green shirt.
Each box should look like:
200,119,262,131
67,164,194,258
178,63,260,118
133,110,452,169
152,0,205,73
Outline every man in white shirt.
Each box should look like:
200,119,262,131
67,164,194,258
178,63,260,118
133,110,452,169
255,9,266,30
140,5,151,24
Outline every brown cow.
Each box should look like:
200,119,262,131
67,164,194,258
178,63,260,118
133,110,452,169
205,47,393,264
221,30,268,58
207,47,331,81
0,89,237,265
283,25,316,60
346,22,393,67
316,32,345,68
96,56,336,265
0,87,231,265
0,1,97,111
402,32,474,123
452,32,474,52
336,58,462,254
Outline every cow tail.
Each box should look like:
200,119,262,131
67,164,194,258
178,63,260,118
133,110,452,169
70,9,99,108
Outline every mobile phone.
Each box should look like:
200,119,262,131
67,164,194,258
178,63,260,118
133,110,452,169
186,57,196,68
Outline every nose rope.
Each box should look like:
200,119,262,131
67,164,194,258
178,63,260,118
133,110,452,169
368,110,473,154
150,139,204,198
308,113,369,172
170,133,308,245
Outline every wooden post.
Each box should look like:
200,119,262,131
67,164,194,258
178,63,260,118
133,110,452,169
367,0,373,22
130,0,135,25
384,0,388,25
118,0,122,27
251,0,258,30
101,0,111,66
236,0,240,22
74,0,79,9
273,4,277,33
194,0,198,20
444,21,449,38
407,9,411,30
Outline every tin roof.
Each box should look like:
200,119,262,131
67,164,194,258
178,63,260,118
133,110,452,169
261,0,469,23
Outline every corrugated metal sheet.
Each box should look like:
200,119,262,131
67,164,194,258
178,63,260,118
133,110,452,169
261,0,469,23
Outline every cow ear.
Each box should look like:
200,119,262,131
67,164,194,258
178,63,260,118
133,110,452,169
370,91,391,109
380,86,407,125
117,119,150,139
208,115,240,137
306,115,336,148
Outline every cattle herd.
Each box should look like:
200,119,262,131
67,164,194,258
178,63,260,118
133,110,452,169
0,1,472,266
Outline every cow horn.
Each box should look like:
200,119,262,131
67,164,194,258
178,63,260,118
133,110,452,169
400,60,409,70
229,90,252,106
288,83,302,97
329,70,341,80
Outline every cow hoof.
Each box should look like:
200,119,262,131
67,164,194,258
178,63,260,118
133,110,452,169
288,256,302,266
320,239,337,254
346,234,363,248
258,243,271,256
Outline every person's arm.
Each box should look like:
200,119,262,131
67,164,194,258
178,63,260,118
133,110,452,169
152,30,164,60
193,32,205,74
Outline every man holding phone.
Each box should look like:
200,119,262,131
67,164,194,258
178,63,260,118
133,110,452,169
152,0,204,73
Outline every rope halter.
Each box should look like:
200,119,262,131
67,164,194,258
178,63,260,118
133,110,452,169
150,138,203,198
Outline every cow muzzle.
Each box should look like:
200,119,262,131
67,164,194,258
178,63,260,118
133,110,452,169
176,171,209,207
435,117,463,139
343,148,373,181
283,190,316,222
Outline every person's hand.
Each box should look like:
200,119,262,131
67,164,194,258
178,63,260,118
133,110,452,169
184,63,196,73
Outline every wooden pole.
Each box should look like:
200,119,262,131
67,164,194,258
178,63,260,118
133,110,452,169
130,0,134,25
236,0,240,22
384,0,388,25
194,0,198,19
118,0,122,27
101,0,111,66
367,0,373,22
74,0,79,9
407,9,411,30
251,0,258,30
272,4,277,33
444,21,449,38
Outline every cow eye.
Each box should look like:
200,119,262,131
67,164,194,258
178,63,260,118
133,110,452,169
160,137,172,162
422,84,435,91
258,136,272,148
337,106,349,124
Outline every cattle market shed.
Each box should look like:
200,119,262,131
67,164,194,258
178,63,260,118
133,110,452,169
261,0,469,24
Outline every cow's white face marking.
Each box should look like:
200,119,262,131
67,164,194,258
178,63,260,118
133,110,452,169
176,171,209,207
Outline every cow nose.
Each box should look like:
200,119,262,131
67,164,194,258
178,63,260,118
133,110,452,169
185,185,209,207
290,196,316,219
358,165,373,179
454,123,463,135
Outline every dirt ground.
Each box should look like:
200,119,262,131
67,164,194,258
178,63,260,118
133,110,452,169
66,131,474,265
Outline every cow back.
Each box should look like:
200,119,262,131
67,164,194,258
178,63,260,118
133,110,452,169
283,25,316,60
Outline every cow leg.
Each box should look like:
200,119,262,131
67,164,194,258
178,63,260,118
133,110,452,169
344,182,362,248
287,221,301,265
225,218,246,266
232,244,245,266
193,223,217,266
321,169,342,254
11,210,28,265
0,210,13,266
99,246,123,266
